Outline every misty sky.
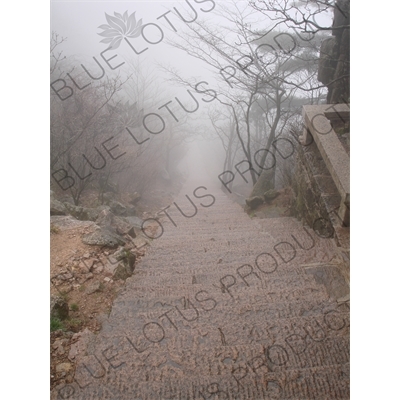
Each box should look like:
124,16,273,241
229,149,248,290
51,1,333,86
50,0,334,169
51,1,225,85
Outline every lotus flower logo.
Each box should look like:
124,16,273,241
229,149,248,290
98,11,143,50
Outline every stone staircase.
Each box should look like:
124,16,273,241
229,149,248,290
52,171,350,399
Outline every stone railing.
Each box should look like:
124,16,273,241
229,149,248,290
301,104,350,227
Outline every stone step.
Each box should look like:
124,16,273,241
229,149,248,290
109,295,346,319
52,176,349,399
136,243,338,271
67,353,349,399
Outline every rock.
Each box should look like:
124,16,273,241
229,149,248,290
113,262,133,281
106,248,136,280
249,168,275,198
86,258,97,269
56,362,73,375
77,275,92,284
78,258,96,272
64,203,110,222
50,215,94,229
96,209,114,227
130,235,149,250
81,205,111,222
245,196,264,210
78,261,90,273
96,209,137,237
58,272,73,281
129,192,141,205
59,195,74,205
68,329,95,362
112,247,128,262
127,226,136,238
123,216,143,229
337,293,350,304
63,203,85,219
50,199,67,216
104,277,111,282
92,263,104,274
109,201,127,216
101,192,115,204
51,296,69,320
125,206,137,216
82,227,126,248
121,217,142,238
52,339,67,356
86,281,101,295
263,189,279,202
113,216,133,235
100,180,118,193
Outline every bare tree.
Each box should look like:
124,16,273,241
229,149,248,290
162,1,327,195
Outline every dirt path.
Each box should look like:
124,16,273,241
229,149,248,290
52,161,349,399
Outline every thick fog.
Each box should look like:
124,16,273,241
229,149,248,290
50,0,333,204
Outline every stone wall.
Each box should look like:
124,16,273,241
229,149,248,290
291,138,342,233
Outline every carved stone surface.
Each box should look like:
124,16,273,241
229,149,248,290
52,176,349,399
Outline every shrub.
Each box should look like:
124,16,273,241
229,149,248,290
50,317,64,332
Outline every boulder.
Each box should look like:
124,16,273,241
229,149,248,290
64,203,111,222
246,196,264,210
123,216,143,229
81,205,111,222
109,201,127,216
263,189,280,202
95,210,135,236
113,263,133,280
50,215,94,229
130,235,149,249
101,192,115,205
51,199,67,216
125,206,137,217
121,216,144,238
106,247,136,280
129,192,141,205
99,180,118,193
127,226,136,238
85,281,101,295
82,227,126,248
95,209,114,227
63,203,84,219
113,216,134,236
51,296,69,320
249,169,275,198
59,195,74,205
